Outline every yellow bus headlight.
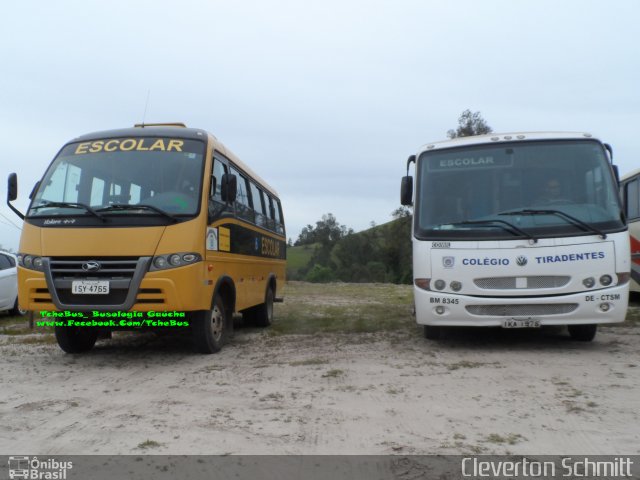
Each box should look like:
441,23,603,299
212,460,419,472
149,252,202,271
18,253,44,271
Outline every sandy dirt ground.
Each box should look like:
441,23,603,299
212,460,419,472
1,288,639,456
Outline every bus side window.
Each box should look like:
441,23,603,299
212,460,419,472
230,167,253,222
211,157,227,202
250,182,267,226
274,199,284,234
626,179,640,219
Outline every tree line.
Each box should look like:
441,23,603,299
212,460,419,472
289,209,413,284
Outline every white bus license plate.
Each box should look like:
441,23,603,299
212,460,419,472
503,319,540,328
72,281,109,295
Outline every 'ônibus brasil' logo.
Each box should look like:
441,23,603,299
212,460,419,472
516,256,528,267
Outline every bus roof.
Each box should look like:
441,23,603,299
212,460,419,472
417,131,603,154
621,168,640,182
69,125,280,199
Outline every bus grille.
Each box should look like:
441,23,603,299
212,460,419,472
474,276,570,289
49,257,139,280
465,304,578,316
47,257,142,307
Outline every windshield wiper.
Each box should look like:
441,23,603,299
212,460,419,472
439,219,538,243
97,204,179,223
30,201,106,222
499,209,606,239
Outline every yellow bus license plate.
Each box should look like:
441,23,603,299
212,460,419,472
72,281,109,295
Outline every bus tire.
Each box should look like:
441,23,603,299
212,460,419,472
54,326,98,353
246,287,274,328
192,294,228,354
423,325,441,340
568,324,597,341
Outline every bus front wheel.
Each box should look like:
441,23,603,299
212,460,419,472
192,294,229,354
423,325,441,340
55,326,98,353
568,324,597,342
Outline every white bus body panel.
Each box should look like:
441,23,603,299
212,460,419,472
413,232,629,326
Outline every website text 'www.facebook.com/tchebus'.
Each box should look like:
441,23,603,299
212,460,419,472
36,311,189,328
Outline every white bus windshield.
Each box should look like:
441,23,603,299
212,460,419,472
29,137,205,221
415,140,624,240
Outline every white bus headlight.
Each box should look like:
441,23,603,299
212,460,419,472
434,279,446,290
582,277,595,288
599,275,612,286
450,281,462,292
154,257,167,269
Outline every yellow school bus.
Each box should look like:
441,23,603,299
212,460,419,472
7,123,286,354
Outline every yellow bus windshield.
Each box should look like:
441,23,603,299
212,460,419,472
29,137,206,221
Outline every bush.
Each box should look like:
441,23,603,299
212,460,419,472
304,264,336,283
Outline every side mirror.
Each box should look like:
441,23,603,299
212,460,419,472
7,173,25,219
8,173,18,201
401,176,413,206
604,143,613,160
221,173,237,203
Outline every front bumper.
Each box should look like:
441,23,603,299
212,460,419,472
413,284,628,327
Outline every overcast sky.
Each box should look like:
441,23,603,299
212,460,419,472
1,0,639,251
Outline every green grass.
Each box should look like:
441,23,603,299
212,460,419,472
273,281,414,335
483,433,525,445
137,440,162,449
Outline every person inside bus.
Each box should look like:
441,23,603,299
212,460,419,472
536,177,571,205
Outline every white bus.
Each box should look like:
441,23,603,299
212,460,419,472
400,132,629,341
620,169,640,293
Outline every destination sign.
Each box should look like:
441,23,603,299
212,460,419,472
427,152,513,171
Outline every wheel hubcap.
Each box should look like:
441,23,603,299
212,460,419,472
210,305,224,341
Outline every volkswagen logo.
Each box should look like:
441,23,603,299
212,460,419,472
516,256,528,267
82,261,101,272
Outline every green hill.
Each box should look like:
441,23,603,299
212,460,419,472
287,216,412,284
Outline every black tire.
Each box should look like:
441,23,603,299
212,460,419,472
55,326,98,353
423,325,441,340
192,294,229,354
9,298,27,317
247,287,275,328
568,324,597,342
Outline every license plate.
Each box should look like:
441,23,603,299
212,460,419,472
72,280,109,295
503,319,540,328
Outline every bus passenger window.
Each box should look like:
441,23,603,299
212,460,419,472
212,158,226,201
274,199,284,234
627,179,640,219
250,182,267,226
230,167,253,222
